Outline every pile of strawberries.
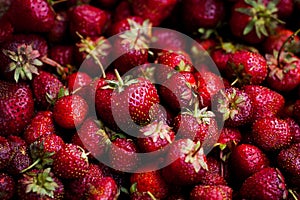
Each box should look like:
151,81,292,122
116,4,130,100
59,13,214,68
0,0,300,199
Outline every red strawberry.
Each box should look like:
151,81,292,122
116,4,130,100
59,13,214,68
0,80,34,136
23,111,55,144
0,18,13,44
112,0,133,23
108,16,145,36
190,185,233,200
161,139,208,185
230,144,270,182
86,177,119,200
32,70,64,109
130,171,169,199
0,136,12,170
67,71,92,95
7,0,55,32
69,4,109,38
47,11,69,43
137,120,175,152
17,168,64,200
52,143,89,179
53,94,88,129
243,85,285,121
213,87,253,127
286,117,300,143
131,0,177,26
49,45,74,66
277,143,300,179
0,173,15,200
239,167,288,200
252,117,292,152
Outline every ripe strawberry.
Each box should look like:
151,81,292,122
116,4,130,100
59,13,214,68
273,0,294,19
131,0,177,26
217,127,242,147
0,80,34,136
53,94,88,129
226,50,268,85
0,136,12,170
17,168,64,200
69,4,109,38
130,171,169,199
108,16,145,36
230,144,270,182
243,85,285,121
112,0,133,23
229,0,281,44
182,0,225,32
131,192,155,200
239,167,288,200
252,117,292,152
86,177,119,200
161,139,208,185
49,45,74,66
286,117,300,143
52,143,89,179
277,143,300,179
190,185,233,200
0,173,15,200
0,18,13,44
47,11,69,43
137,120,175,152
23,111,55,144
6,0,55,32
66,71,92,100
213,87,253,127
32,70,64,109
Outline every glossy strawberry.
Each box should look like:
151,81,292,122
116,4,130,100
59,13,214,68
108,16,144,36
0,136,12,170
49,45,74,66
0,80,34,136
286,117,300,144
190,185,233,200
0,173,15,200
67,71,92,96
86,177,119,200
277,143,300,179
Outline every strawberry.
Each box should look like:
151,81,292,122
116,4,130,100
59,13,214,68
0,80,34,136
243,85,285,121
239,167,288,200
23,111,55,144
190,185,233,200
17,168,64,200
161,139,208,185
230,144,270,182
49,45,74,66
286,117,300,143
86,176,119,200
130,171,169,199
273,0,294,19
108,16,145,36
0,173,15,200
47,11,69,43
69,4,109,38
6,0,55,33
229,0,281,44
112,0,133,23
226,50,268,85
67,71,92,95
252,117,292,152
53,94,88,129
212,87,253,127
0,18,13,44
131,0,177,26
32,70,64,109
0,136,12,170
137,120,175,152
52,143,89,179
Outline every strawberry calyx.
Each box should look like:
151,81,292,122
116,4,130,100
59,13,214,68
182,102,215,125
140,120,173,143
2,43,42,82
236,0,283,38
23,168,59,198
181,139,208,173
288,189,299,200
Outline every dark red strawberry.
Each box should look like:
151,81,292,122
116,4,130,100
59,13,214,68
47,11,69,43
0,18,13,44
7,0,55,32
271,0,294,19
17,168,64,200
252,117,292,152
217,127,242,147
293,99,300,123
131,0,177,26
0,80,34,136
0,136,12,170
130,171,169,199
86,176,119,200
213,87,253,127
161,139,208,185
0,173,15,200
286,117,300,143
108,16,144,36
243,85,285,121
32,70,64,109
112,0,133,23
190,185,233,200
53,94,88,129
230,144,270,182
49,45,74,66
239,168,288,200
52,143,89,179
67,71,92,95
69,4,109,38
23,111,55,144
277,143,300,179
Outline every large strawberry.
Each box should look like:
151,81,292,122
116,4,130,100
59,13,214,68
0,80,34,136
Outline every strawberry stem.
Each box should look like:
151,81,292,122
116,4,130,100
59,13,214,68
288,189,299,200
114,69,124,87
20,158,41,173
146,191,157,200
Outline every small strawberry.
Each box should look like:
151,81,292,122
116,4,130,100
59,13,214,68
277,143,300,179
0,80,34,136
190,185,233,200
252,117,292,152
239,168,288,200
17,168,64,200
0,173,15,200
52,143,89,179
86,176,119,200
53,94,89,129
0,136,12,170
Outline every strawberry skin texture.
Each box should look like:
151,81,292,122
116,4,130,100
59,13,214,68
190,185,233,200
277,143,300,179
0,173,15,200
240,167,288,200
0,81,34,136
7,0,55,32
0,136,12,170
